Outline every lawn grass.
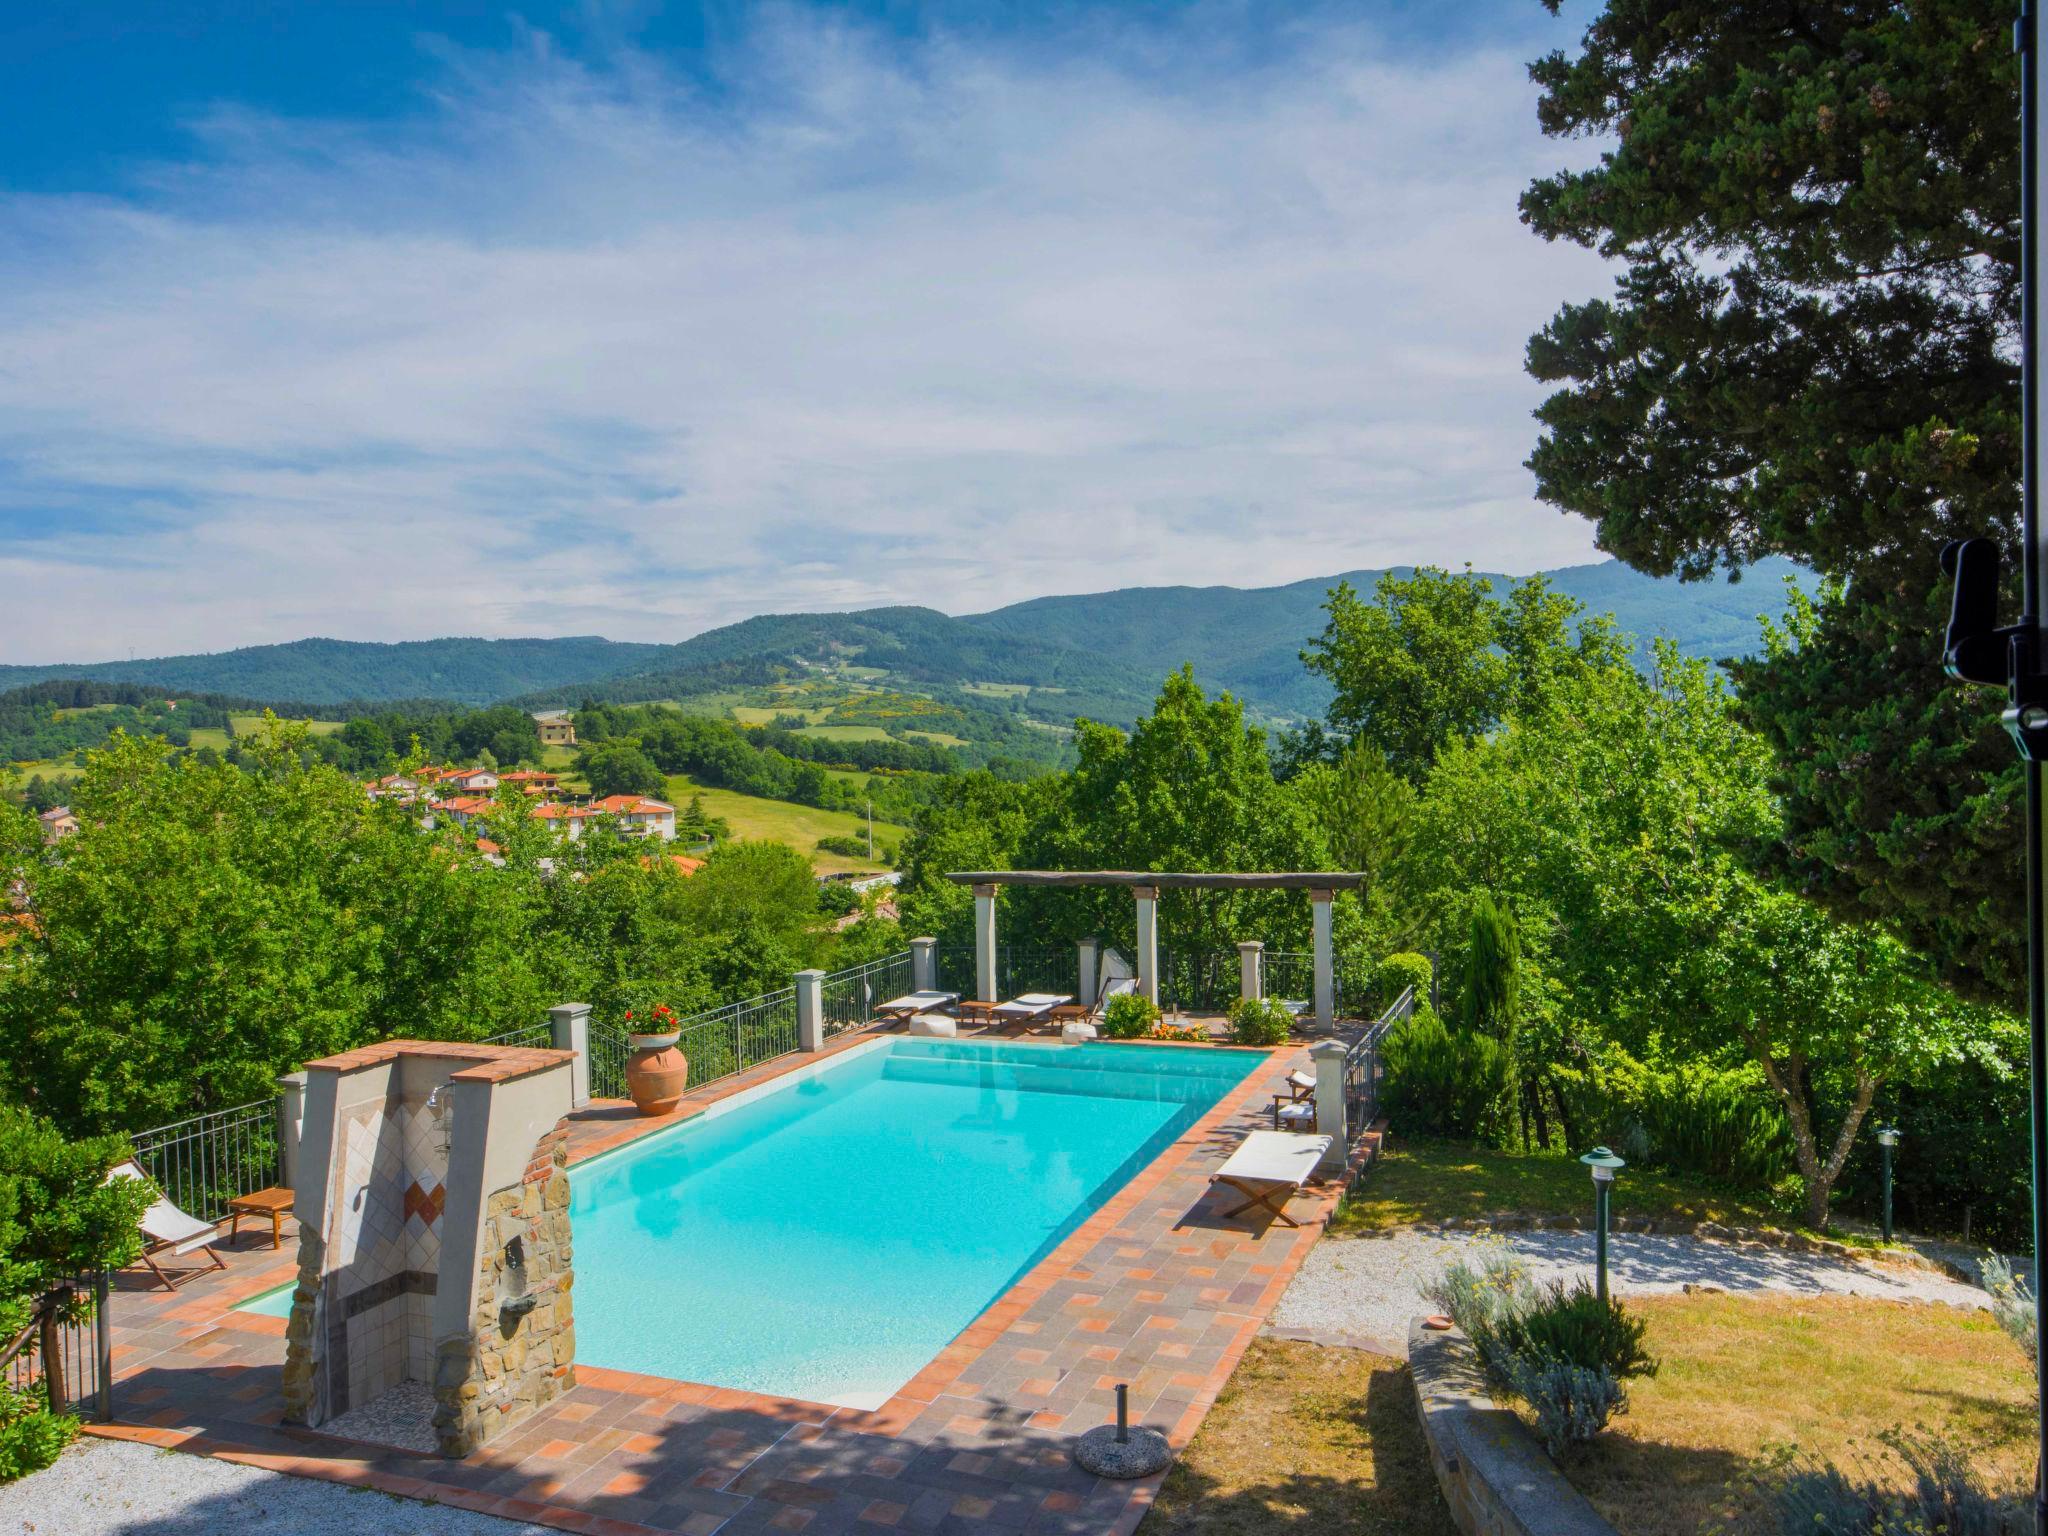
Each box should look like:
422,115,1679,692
1140,1339,1453,1536
1562,1294,2033,1536
1332,1136,1797,1236
660,774,904,875
183,726,231,750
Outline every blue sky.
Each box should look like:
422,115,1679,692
0,1,1611,660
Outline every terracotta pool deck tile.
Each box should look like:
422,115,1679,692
91,1027,1380,1536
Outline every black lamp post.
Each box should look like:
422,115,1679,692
1580,1145,1625,1303
1877,1126,1901,1244
1938,8,2048,1527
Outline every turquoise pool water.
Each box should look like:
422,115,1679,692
569,1038,1261,1407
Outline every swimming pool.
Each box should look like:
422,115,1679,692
568,1037,1262,1407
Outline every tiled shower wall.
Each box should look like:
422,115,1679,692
325,1085,451,1413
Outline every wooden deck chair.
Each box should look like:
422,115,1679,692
107,1160,227,1290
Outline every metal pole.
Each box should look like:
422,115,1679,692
1594,1180,1610,1304
94,1269,112,1423
1881,1137,1896,1244
2024,8,2048,1526
1115,1383,1130,1444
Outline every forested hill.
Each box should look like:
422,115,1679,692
527,556,1813,723
960,557,1813,721
0,559,1808,722
0,635,667,708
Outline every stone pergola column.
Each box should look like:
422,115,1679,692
1237,940,1264,1003
973,884,999,1003
1077,936,1101,1008
1310,888,1335,1033
1133,886,1159,1006
910,936,938,993
275,1071,307,1194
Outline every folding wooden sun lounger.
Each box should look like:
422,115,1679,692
991,992,1072,1032
876,990,960,1021
1208,1130,1334,1228
107,1159,228,1290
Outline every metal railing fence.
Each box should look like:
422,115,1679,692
3,1271,111,1422
481,1021,553,1050
820,950,914,1037
1345,984,1414,1132
662,987,801,1091
935,944,1074,1000
129,1100,279,1226
1156,949,1240,1014
588,1022,631,1100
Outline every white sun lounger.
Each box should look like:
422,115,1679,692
877,990,960,1019
1208,1130,1333,1228
107,1159,227,1290
991,992,1071,1028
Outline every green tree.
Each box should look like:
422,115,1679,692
1024,668,1328,952
578,739,666,799
1459,892,1520,1040
1302,569,1627,780
0,1105,152,1481
1520,0,2021,1001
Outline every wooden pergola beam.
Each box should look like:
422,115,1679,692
942,871,1363,890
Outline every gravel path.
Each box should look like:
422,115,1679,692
0,1436,550,1536
1270,1227,1991,1356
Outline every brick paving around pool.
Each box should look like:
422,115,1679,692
88,1029,1381,1536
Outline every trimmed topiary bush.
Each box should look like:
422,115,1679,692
1370,951,1433,1013
1227,995,1293,1046
1380,1004,1508,1138
1102,991,1162,1039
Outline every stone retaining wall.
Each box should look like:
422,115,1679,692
1406,1318,1618,1536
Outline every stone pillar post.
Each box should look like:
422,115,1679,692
973,884,999,1003
1134,886,1159,1007
910,936,938,993
1310,889,1335,1033
548,1002,591,1108
1236,940,1265,1003
1077,936,1101,1008
275,1071,307,1194
1310,1038,1349,1173
796,969,827,1051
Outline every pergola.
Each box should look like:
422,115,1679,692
940,871,1365,1030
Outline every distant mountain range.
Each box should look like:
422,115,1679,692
0,558,1811,724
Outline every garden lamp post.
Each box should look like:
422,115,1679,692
1580,1145,1625,1303
1877,1126,1901,1243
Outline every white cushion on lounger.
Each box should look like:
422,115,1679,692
908,1013,958,1038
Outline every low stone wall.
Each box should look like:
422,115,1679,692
431,1125,576,1457
1407,1318,1618,1536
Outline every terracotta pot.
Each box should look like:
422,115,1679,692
625,1031,688,1115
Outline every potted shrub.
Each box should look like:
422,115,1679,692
1226,995,1293,1046
623,1004,689,1115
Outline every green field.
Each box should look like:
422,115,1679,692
230,714,343,737
185,727,231,750
903,729,968,748
661,774,903,875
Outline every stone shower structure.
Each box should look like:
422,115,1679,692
279,1039,577,1457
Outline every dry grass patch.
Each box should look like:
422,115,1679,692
1140,1338,1453,1536
1560,1293,2032,1536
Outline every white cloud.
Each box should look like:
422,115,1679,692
0,7,1612,660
